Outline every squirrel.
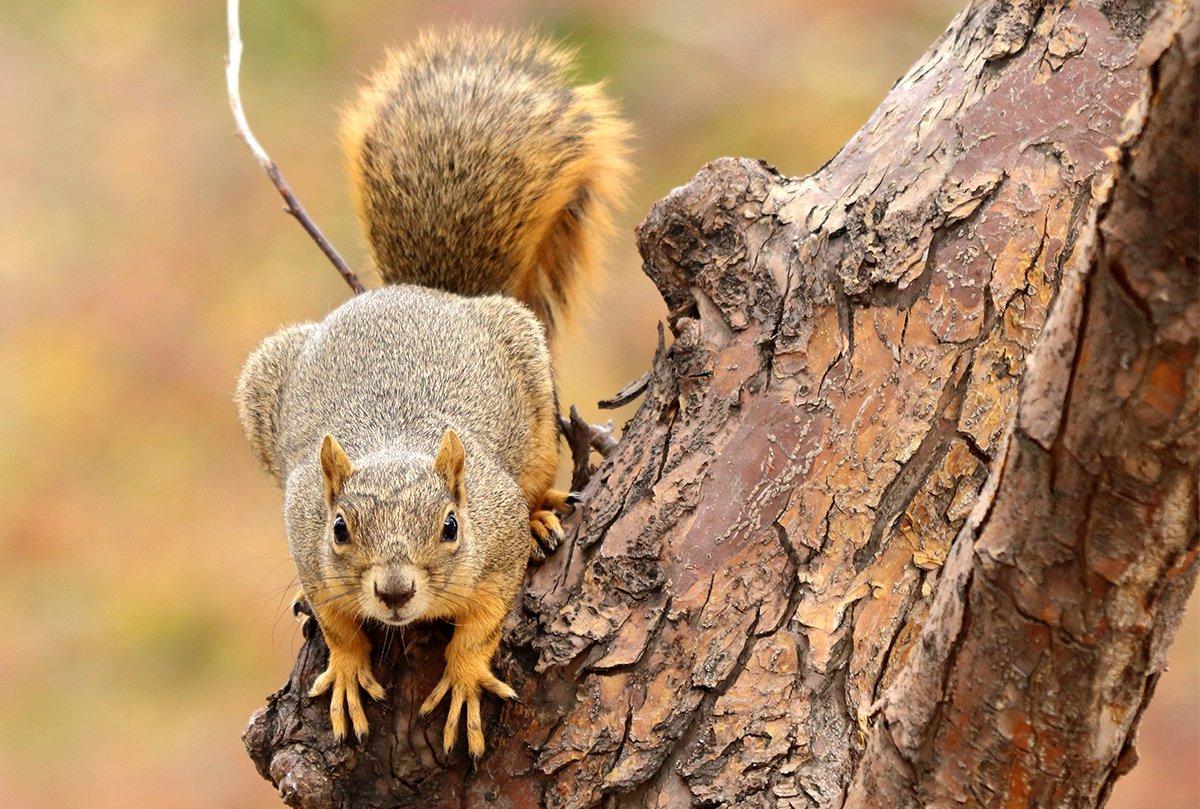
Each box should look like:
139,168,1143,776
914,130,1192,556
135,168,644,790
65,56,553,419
234,28,628,757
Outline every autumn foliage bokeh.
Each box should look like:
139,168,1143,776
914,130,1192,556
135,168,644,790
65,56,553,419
0,1,1194,807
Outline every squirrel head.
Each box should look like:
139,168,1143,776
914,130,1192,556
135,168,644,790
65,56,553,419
315,430,472,626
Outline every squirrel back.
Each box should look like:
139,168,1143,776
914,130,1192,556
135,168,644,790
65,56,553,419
340,28,630,334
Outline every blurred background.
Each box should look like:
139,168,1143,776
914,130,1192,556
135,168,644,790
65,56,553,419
0,0,1194,806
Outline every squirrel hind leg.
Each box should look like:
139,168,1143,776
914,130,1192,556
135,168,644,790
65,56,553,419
515,412,571,562
528,488,583,562
528,508,563,562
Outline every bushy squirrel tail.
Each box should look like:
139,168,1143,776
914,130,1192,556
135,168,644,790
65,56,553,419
340,27,630,336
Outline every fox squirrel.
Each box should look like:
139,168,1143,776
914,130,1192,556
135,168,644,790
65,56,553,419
234,28,628,756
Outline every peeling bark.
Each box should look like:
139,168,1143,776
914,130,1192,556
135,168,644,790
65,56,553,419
244,1,1199,806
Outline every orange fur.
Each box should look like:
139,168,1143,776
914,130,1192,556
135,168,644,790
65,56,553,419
418,580,517,756
308,595,384,742
339,27,630,338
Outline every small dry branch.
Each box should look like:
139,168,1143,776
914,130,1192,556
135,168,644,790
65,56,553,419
559,406,619,491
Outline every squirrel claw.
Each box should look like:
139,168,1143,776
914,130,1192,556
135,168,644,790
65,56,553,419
529,509,563,560
528,541,547,563
310,652,384,742
420,667,516,757
291,595,310,618
292,592,317,639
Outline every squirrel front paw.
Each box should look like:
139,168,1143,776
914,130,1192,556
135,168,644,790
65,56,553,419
419,661,517,757
309,649,386,742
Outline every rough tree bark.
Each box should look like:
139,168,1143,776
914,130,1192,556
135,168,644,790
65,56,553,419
244,1,1199,806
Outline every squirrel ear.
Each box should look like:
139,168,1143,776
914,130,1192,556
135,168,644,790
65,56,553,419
319,434,353,506
434,429,466,504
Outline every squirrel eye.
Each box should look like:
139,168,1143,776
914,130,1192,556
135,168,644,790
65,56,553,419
332,514,351,545
441,512,458,542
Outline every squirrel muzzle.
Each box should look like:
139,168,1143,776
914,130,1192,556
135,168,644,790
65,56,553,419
364,563,427,626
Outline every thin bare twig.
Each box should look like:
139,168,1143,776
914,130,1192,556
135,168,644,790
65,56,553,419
598,371,650,410
225,0,366,294
600,323,664,409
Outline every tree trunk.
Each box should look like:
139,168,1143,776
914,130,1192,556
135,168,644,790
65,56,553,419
244,1,1199,806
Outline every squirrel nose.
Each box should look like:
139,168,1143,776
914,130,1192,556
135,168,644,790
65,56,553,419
374,577,416,609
